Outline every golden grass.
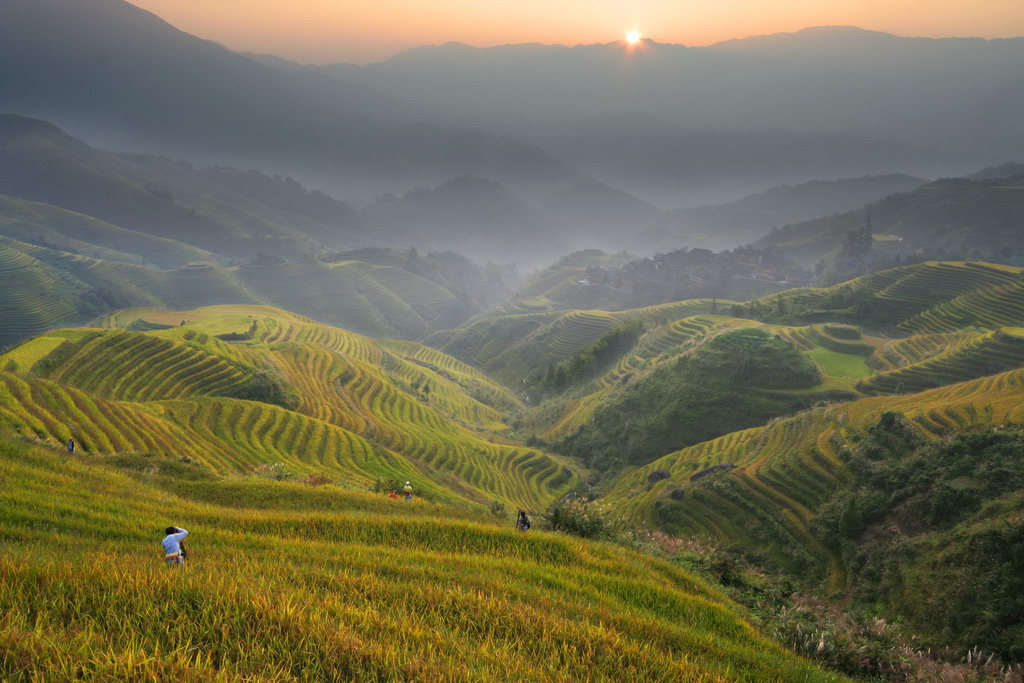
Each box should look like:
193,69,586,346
0,437,845,682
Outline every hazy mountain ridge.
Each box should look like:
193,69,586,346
754,174,1024,264
364,176,559,263
643,174,930,250
0,115,373,258
328,27,1024,155
0,0,586,202
265,27,1023,206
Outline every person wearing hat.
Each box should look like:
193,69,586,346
403,481,413,501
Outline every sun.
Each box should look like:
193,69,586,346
625,30,641,44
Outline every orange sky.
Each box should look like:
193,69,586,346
129,0,1024,64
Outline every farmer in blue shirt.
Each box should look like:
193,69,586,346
162,526,188,567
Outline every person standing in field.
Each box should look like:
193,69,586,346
403,481,413,501
162,526,188,567
67,437,75,454
516,510,531,531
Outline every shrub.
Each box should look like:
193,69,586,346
371,477,404,494
823,324,862,340
221,371,298,410
542,497,628,541
253,463,292,481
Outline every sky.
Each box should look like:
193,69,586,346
128,0,1024,65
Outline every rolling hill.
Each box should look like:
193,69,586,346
601,369,1024,655
643,174,928,252
753,175,1024,265
0,115,372,259
0,305,578,510
0,436,844,681
434,298,727,386
731,261,1024,333
0,234,521,351
4,260,1024,671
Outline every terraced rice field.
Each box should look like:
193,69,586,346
0,437,843,682
4,305,577,509
0,241,81,347
754,262,1024,334
606,367,1024,584
23,329,254,402
538,316,725,441
859,328,1024,394
440,299,730,385
866,331,974,371
897,276,1024,334
0,194,219,269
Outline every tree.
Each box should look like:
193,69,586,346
839,496,864,539
839,214,874,264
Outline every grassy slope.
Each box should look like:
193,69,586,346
604,367,1024,582
0,239,83,347
552,327,830,473
0,233,490,349
437,299,729,386
734,261,1024,334
0,437,843,682
0,194,219,269
1,305,577,510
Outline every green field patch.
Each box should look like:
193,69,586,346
0,336,66,373
806,347,872,379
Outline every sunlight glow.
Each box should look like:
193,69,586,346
625,30,641,44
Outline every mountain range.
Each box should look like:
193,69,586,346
2,0,1018,211
0,0,584,203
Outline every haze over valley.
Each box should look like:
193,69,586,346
2,0,1024,680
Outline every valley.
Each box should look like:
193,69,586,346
3,2,1024,679
3,258,1024,679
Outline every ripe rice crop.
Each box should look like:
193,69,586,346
0,437,844,682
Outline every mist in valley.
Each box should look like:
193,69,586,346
3,0,1023,276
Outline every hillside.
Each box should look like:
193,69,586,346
537,182,663,252
4,261,1024,672
643,174,928,252
0,115,371,259
753,175,1024,266
0,305,577,510
730,261,1024,334
0,235,520,351
0,194,218,269
0,0,585,203
363,176,559,266
553,328,827,471
0,437,844,681
435,298,726,386
602,370,1024,655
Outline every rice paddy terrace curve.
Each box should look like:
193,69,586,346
605,367,1024,585
438,298,732,386
0,437,845,681
737,261,1024,333
9,305,578,509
